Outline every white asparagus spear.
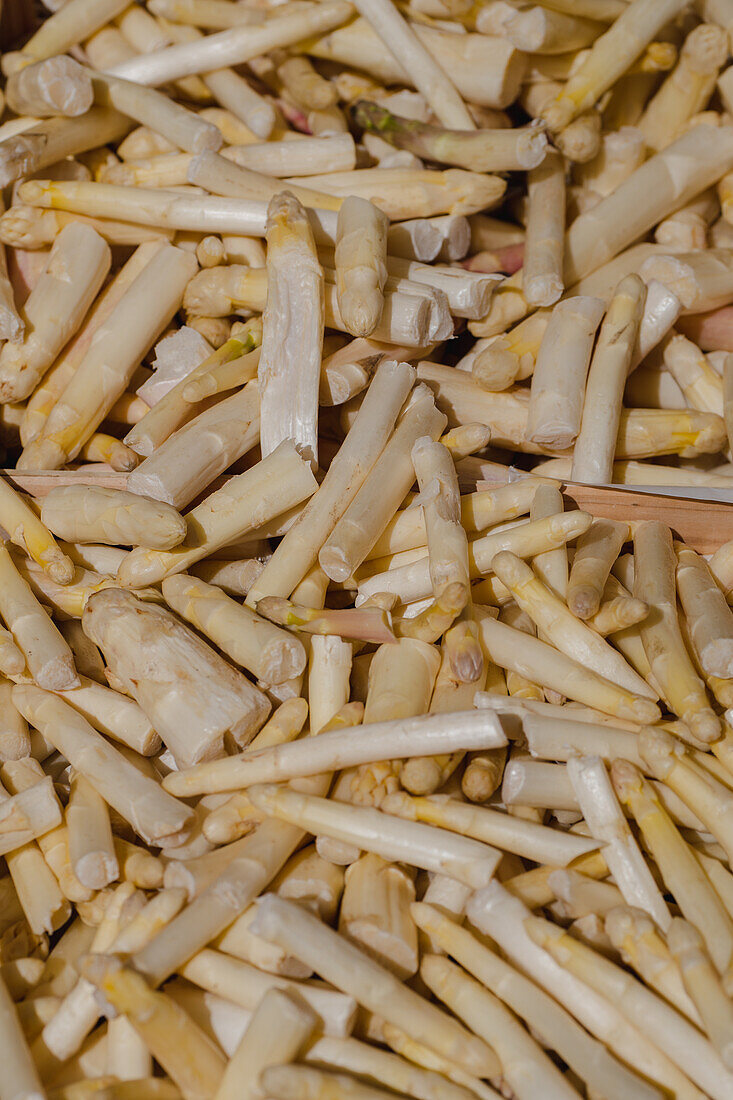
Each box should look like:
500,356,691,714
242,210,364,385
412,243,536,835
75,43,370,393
118,441,317,588
523,149,565,308
493,551,654,699
541,0,694,130
350,0,473,129
162,574,306,687
12,685,192,849
214,988,317,1100
251,893,500,1078
41,486,186,550
82,589,271,766
357,511,593,606
567,519,629,620
0,544,78,691
0,777,62,857
259,192,324,468
18,242,197,471
412,902,661,1100
526,913,733,1100
106,2,354,86
526,296,605,449
320,386,446,583
667,918,733,1071
567,755,671,929
0,110,132,188
164,709,505,796
676,543,733,678
634,522,720,743
572,274,646,484
382,790,600,866
339,854,417,978
0,222,111,405
66,773,118,891
477,613,660,724
249,784,502,888
0,476,73,585
247,359,415,605
613,759,733,977
335,197,388,338
22,0,131,59
0,971,45,1100
638,23,728,151
422,954,582,1100
6,55,93,118
473,884,705,1097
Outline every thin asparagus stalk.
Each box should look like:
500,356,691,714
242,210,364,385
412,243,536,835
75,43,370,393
638,23,728,151
352,101,547,172
251,893,500,1078
22,0,131,60
335,197,388,339
677,543,733,678
492,550,655,699
572,274,647,484
668,917,733,1069
18,242,197,472
541,0,694,131
634,521,720,742
526,912,733,1100
249,783,502,888
0,222,111,406
0,544,78,691
567,755,671,928
12,685,193,849
382,790,600,865
339,854,418,978
0,477,73,586
105,2,355,86
0,110,132,187
423,953,582,1100
613,759,733,977
259,192,324,468
526,296,605,449
164,709,505,797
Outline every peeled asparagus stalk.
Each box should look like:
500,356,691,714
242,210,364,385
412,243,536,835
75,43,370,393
251,892,499,1079
572,274,646,484
164,709,505,796
118,440,318,588
541,0,694,131
0,221,111,405
18,242,197,472
66,773,118,891
492,550,654,699
567,754,670,929
676,543,733,678
249,783,502,888
0,476,73,585
259,191,323,469
12,685,192,849
0,544,78,691
667,917,733,1071
634,522,720,742
523,150,565,308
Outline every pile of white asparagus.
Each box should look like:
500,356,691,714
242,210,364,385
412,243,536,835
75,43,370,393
9,0,733,1098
